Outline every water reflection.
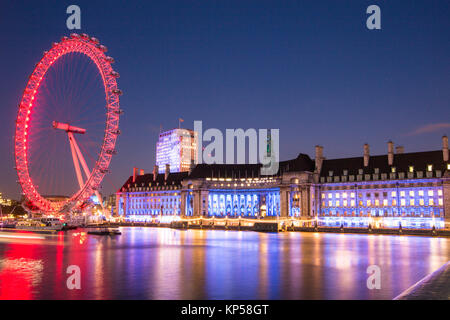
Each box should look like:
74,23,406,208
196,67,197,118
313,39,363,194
0,228,448,299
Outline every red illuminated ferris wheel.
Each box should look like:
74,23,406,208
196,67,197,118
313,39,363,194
14,34,122,214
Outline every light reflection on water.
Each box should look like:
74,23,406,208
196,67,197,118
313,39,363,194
0,227,448,299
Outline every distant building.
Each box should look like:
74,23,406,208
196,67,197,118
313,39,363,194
0,193,13,206
117,136,450,230
156,128,197,173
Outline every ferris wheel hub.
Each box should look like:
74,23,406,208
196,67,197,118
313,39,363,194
52,121,86,134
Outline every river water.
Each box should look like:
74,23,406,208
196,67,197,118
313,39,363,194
0,227,448,299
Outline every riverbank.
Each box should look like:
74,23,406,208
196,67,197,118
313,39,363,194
87,219,450,238
394,261,450,300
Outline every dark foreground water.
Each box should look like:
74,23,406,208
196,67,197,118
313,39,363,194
0,227,448,299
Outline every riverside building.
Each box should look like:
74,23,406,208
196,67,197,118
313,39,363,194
117,136,450,229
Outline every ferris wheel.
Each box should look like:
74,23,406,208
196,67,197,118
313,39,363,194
14,34,122,214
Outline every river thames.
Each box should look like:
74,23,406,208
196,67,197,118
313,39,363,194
0,227,448,299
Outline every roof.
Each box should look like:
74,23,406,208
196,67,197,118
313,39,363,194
188,153,315,178
119,171,189,190
320,150,447,177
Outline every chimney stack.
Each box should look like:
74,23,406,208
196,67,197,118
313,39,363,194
132,167,139,183
396,146,404,154
443,135,449,162
388,141,394,166
153,165,158,181
363,144,370,167
165,164,170,180
315,145,324,174
189,159,196,174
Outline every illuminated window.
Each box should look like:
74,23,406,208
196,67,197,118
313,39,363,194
401,199,406,206
447,164,450,170
322,201,326,207
409,190,414,197
336,200,340,207
336,193,340,199
351,200,355,207
383,199,388,206
418,190,424,196
343,200,348,207
419,199,424,206
438,189,443,196
439,199,443,206
410,199,414,206
367,200,371,207
409,166,414,173
359,201,363,206
328,194,332,199
427,165,433,172
429,199,434,206
392,199,397,206
321,194,325,199
350,192,355,198
391,191,397,197
375,199,380,206
328,201,332,207
342,193,347,198
428,190,434,197
391,167,396,173
400,191,405,197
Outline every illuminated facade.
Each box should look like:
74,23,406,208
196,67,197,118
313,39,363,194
155,128,198,173
117,137,450,229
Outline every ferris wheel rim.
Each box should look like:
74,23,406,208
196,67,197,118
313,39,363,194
14,34,121,213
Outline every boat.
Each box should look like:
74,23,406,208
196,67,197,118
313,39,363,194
16,218,64,231
87,227,121,236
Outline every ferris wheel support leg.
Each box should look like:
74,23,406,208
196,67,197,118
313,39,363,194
69,133,107,214
68,132,84,190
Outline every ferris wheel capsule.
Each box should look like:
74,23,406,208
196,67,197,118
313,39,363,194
105,56,115,64
80,33,89,39
112,89,123,95
98,45,108,52
61,36,69,41
90,37,99,44
110,71,120,78
70,33,80,38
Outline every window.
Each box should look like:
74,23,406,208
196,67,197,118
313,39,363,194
427,165,433,172
329,171,333,176
438,189,443,196
328,201,332,207
400,199,406,206
391,191,397,197
342,193,347,198
419,199,424,206
343,200,348,207
375,199,380,206
321,194,325,199
409,166,414,173
383,199,388,206
428,190,434,197
410,199,414,206
336,193,340,199
418,190,424,196
391,167,396,173
400,191,405,197
336,201,340,207
438,199,443,206
351,192,355,198
328,193,332,199
351,200,355,207
367,200,371,206
392,199,397,206
429,199,434,206
447,164,450,170
343,170,348,175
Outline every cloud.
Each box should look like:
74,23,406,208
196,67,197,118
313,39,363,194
406,123,450,136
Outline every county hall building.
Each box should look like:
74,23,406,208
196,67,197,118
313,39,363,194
116,133,450,229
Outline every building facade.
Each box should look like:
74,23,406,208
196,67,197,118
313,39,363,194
117,137,450,229
155,128,198,173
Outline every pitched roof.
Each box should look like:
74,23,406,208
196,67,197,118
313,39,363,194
320,150,447,177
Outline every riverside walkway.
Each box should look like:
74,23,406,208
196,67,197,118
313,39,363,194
394,261,450,300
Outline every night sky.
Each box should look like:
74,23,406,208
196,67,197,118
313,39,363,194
0,0,449,199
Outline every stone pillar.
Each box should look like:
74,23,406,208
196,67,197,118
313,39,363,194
301,186,311,217
280,186,290,217
443,175,450,227
180,190,187,217
199,190,209,216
